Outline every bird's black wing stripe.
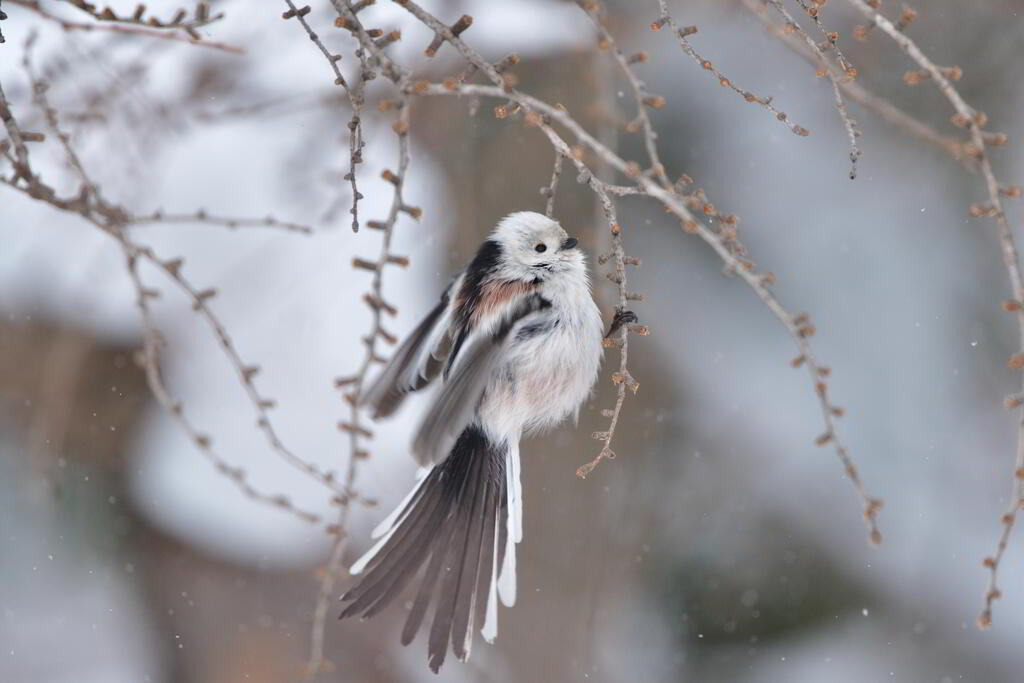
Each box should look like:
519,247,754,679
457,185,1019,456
456,240,503,326
444,239,503,379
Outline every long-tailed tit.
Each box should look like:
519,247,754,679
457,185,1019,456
340,211,604,672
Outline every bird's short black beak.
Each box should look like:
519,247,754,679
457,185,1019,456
561,237,578,250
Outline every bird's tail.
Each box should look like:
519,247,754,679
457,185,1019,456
340,424,523,673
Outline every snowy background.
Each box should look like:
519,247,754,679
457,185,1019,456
2,0,1024,681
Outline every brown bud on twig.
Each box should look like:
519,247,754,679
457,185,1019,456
425,14,472,56
362,294,397,316
643,95,666,110
969,202,997,218
338,421,373,439
375,30,402,49
192,288,217,309
982,132,1009,147
896,5,918,30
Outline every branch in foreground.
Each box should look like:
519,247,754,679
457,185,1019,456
741,0,970,167
304,1,417,674
759,0,862,178
541,151,564,219
125,249,325,524
7,0,242,53
64,0,223,41
282,0,367,233
129,210,314,234
653,0,811,137
0,61,341,525
572,1,649,477
843,0,1023,629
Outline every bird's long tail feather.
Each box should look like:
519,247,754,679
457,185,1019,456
340,425,522,673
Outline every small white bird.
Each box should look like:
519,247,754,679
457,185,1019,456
340,211,604,672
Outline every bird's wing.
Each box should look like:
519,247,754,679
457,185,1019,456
412,292,549,467
360,278,459,419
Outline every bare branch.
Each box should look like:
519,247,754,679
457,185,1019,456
62,0,223,41
741,0,969,166
7,0,242,53
1,59,342,525
128,210,314,234
124,244,325,525
759,0,862,178
570,2,650,476
654,0,811,138
281,0,366,232
304,2,415,674
541,151,563,218
843,0,1023,627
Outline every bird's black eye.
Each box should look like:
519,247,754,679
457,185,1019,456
535,243,547,253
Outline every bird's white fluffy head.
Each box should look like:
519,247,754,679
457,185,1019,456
490,211,584,279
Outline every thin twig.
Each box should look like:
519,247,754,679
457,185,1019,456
62,0,223,40
572,1,649,476
762,0,862,179
844,0,1024,627
128,210,314,234
303,1,415,674
125,245,325,525
578,1,668,184
281,0,366,232
740,0,969,166
7,0,242,53
541,151,563,218
1,62,339,524
790,0,854,73
132,244,363,502
653,0,811,137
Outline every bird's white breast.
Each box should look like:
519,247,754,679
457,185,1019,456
477,271,603,442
